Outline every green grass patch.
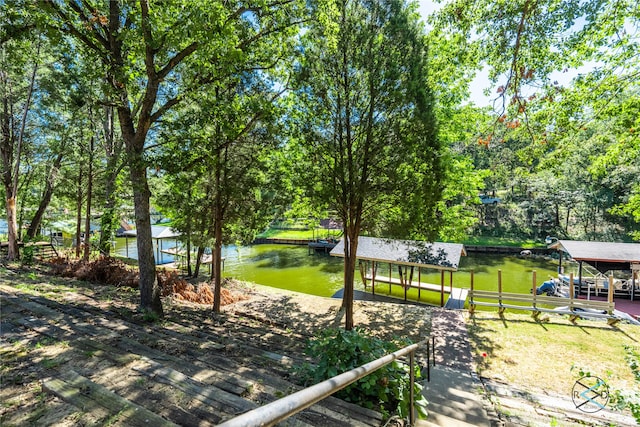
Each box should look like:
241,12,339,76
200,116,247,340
256,227,340,240
467,311,640,396
461,236,544,248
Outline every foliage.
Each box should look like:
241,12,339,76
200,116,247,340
297,328,427,420
20,237,34,265
576,346,640,422
292,0,444,329
426,0,640,241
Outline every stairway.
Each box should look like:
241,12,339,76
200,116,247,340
0,281,383,426
30,241,59,260
0,241,59,261
416,309,497,427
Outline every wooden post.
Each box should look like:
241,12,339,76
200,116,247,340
372,261,377,296
440,270,445,307
405,265,412,302
578,261,583,296
449,271,453,295
389,263,392,293
359,261,367,289
498,270,504,314
609,274,614,306
567,272,579,323
633,271,638,301
469,269,475,314
569,273,575,309
532,270,539,319
418,267,421,302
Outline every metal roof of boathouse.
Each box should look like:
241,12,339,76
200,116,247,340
330,236,466,270
550,240,640,272
122,226,181,240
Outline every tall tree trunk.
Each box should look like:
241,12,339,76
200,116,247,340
26,152,64,238
212,178,223,312
99,105,121,255
4,196,19,259
75,166,83,258
83,136,94,261
341,230,358,331
129,157,162,316
212,142,227,312
99,181,118,255
186,238,192,277
185,182,193,277
194,246,205,277
1,44,38,260
118,99,162,316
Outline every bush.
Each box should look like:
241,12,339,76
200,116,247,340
296,328,428,420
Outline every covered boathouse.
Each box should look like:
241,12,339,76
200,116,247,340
549,240,640,300
330,236,467,307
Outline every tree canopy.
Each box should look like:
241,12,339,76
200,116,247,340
0,0,638,326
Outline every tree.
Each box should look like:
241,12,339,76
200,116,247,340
0,8,40,259
43,0,303,317
160,72,290,311
294,0,444,330
429,0,639,140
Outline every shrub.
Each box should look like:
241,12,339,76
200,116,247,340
297,327,428,420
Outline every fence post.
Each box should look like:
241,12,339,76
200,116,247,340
426,339,430,382
569,273,574,310
498,270,504,314
469,269,475,314
609,274,614,308
531,270,538,319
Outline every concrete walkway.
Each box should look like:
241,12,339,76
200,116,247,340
416,308,637,427
416,308,497,426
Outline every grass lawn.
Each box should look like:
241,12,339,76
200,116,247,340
256,228,544,248
467,311,640,397
256,228,341,240
460,236,544,248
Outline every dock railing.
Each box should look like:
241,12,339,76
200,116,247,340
217,337,435,427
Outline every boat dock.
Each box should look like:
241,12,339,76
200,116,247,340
362,274,468,309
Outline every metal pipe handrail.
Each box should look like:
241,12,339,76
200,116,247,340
217,339,428,427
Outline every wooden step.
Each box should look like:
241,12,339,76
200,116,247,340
43,370,177,427
1,285,384,426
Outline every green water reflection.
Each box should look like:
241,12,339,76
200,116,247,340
114,239,560,303
222,244,350,297
221,245,559,301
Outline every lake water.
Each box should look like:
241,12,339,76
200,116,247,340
114,238,560,304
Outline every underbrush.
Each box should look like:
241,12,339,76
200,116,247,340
46,256,247,306
295,328,427,421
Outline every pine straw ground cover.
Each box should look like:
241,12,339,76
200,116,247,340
46,256,248,306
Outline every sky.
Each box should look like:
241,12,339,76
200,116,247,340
415,0,596,108
416,0,495,107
